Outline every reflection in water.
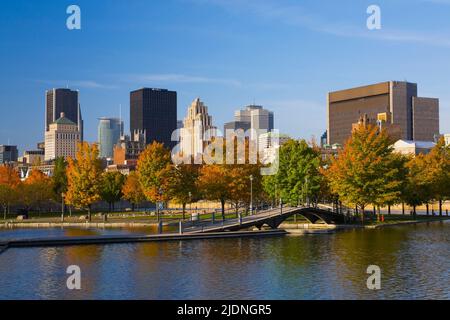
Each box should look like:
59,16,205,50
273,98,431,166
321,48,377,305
0,221,449,299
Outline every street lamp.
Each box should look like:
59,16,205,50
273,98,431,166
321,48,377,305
188,191,192,212
250,175,254,216
157,188,163,222
61,192,65,223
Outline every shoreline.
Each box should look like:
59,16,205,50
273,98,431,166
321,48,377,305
1,216,448,230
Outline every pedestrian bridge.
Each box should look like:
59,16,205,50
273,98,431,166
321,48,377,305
182,205,346,234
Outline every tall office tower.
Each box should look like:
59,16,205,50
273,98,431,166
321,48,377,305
130,88,177,149
0,145,18,164
327,81,440,145
98,118,124,159
45,112,81,161
226,105,274,141
45,89,83,139
180,98,216,157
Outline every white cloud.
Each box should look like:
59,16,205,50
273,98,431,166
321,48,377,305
193,0,450,48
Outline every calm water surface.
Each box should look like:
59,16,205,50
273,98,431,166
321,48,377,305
0,222,449,300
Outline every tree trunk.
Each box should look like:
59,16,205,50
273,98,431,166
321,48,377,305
426,203,429,216
361,205,365,224
221,199,225,221
388,205,391,215
413,206,417,220
402,203,405,215
3,207,6,221
182,203,186,220
439,200,443,217
132,203,135,212
88,205,92,222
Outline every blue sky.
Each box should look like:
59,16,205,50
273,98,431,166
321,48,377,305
1,0,449,152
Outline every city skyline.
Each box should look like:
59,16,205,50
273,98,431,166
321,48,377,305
1,0,450,152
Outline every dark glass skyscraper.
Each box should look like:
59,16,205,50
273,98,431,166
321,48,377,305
45,88,83,140
130,88,177,149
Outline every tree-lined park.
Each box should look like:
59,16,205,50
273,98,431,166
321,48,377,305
0,123,449,224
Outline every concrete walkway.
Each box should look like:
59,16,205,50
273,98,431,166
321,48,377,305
0,229,287,254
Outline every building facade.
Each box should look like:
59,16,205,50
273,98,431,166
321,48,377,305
130,88,177,149
98,118,123,159
180,98,217,158
0,145,18,164
44,113,81,161
113,130,146,166
45,88,83,140
327,81,440,145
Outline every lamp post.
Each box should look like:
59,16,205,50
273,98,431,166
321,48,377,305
250,175,254,216
188,191,192,213
61,192,65,223
157,188,163,222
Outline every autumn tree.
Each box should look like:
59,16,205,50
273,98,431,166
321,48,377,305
65,142,103,221
198,164,232,219
166,163,200,219
325,124,404,223
401,154,431,218
100,171,126,212
424,137,450,216
228,164,262,215
0,165,20,219
122,171,146,211
137,142,172,213
21,170,54,213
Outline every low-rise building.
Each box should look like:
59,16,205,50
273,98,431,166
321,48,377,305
113,130,146,165
393,140,436,155
445,134,450,146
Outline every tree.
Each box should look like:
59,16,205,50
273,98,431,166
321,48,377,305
122,171,146,211
52,157,68,202
166,164,200,219
65,142,103,221
263,139,323,207
228,164,262,215
424,137,450,216
324,124,404,223
22,170,54,213
402,154,432,218
137,142,172,208
100,171,126,212
198,164,232,219
0,165,21,219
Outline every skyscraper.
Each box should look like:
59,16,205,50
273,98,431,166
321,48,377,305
45,88,83,139
45,112,81,161
180,98,216,158
98,118,124,159
225,105,274,140
327,81,440,145
0,145,18,164
130,88,177,149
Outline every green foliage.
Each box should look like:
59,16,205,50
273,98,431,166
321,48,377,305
263,139,323,206
100,171,126,211
52,157,68,201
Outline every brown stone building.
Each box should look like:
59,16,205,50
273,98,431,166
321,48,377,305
327,81,440,145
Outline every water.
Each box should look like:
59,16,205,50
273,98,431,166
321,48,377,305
0,221,449,300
